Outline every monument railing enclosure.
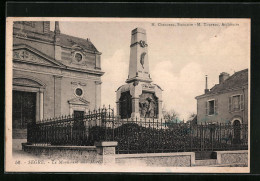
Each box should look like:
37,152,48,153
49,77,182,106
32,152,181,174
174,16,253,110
27,107,248,154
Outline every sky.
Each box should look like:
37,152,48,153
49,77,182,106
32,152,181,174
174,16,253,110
50,19,250,120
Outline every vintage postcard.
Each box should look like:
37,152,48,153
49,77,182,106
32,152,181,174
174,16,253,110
5,18,250,173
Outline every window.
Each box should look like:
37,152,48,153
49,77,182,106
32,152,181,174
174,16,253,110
233,95,240,110
75,53,83,62
73,110,84,118
229,94,244,112
75,88,83,97
206,99,218,116
208,100,215,115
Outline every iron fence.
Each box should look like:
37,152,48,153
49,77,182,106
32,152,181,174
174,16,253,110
27,106,248,154
27,107,113,146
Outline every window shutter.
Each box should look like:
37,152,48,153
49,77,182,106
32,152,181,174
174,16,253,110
229,96,232,112
240,94,244,110
205,101,208,115
214,99,218,115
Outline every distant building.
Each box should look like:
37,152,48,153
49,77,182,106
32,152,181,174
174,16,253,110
12,21,104,139
186,115,197,125
195,69,248,125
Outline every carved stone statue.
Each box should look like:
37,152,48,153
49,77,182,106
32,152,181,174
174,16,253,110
139,93,158,118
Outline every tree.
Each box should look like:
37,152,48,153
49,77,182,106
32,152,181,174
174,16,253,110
163,109,182,127
186,112,197,125
163,109,179,121
188,112,196,120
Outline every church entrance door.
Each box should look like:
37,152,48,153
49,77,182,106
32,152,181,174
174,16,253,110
12,90,36,139
74,110,84,119
72,110,85,145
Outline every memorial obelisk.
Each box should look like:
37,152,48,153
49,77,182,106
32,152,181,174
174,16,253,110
116,28,163,121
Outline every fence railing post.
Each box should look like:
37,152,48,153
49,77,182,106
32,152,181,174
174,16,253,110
190,122,192,152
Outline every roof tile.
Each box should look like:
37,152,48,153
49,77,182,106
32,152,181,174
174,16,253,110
206,69,248,95
50,31,99,52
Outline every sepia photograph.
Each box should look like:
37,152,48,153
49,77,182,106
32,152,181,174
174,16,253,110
5,18,250,173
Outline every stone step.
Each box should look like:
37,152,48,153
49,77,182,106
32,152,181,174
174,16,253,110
13,129,27,139
195,159,217,166
207,163,248,167
195,151,215,160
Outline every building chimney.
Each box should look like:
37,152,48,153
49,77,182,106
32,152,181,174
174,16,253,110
43,21,50,33
54,21,60,34
54,21,60,44
205,75,209,93
219,72,230,84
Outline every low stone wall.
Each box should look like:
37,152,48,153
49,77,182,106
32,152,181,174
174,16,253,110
115,152,195,167
22,143,248,167
22,141,118,164
213,150,248,166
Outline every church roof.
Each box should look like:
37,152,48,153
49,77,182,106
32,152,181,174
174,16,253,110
13,21,99,53
50,31,99,53
196,69,248,98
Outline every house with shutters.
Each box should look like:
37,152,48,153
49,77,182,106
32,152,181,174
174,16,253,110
12,21,104,139
195,69,248,126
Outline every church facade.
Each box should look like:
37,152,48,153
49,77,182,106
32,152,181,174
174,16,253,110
12,21,104,139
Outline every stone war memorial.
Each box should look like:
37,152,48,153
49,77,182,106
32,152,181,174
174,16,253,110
116,28,163,121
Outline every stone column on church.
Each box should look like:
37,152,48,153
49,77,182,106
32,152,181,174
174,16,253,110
39,89,44,121
53,75,62,117
36,91,40,123
95,81,102,109
54,21,61,62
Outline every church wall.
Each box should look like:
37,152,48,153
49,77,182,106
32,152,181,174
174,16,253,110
43,75,55,119
60,47,98,70
14,62,102,119
86,80,99,110
95,54,101,69
59,77,99,115
14,22,47,34
60,77,74,115
13,37,55,59
60,47,72,66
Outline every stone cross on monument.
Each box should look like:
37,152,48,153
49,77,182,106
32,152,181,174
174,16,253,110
116,28,163,121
